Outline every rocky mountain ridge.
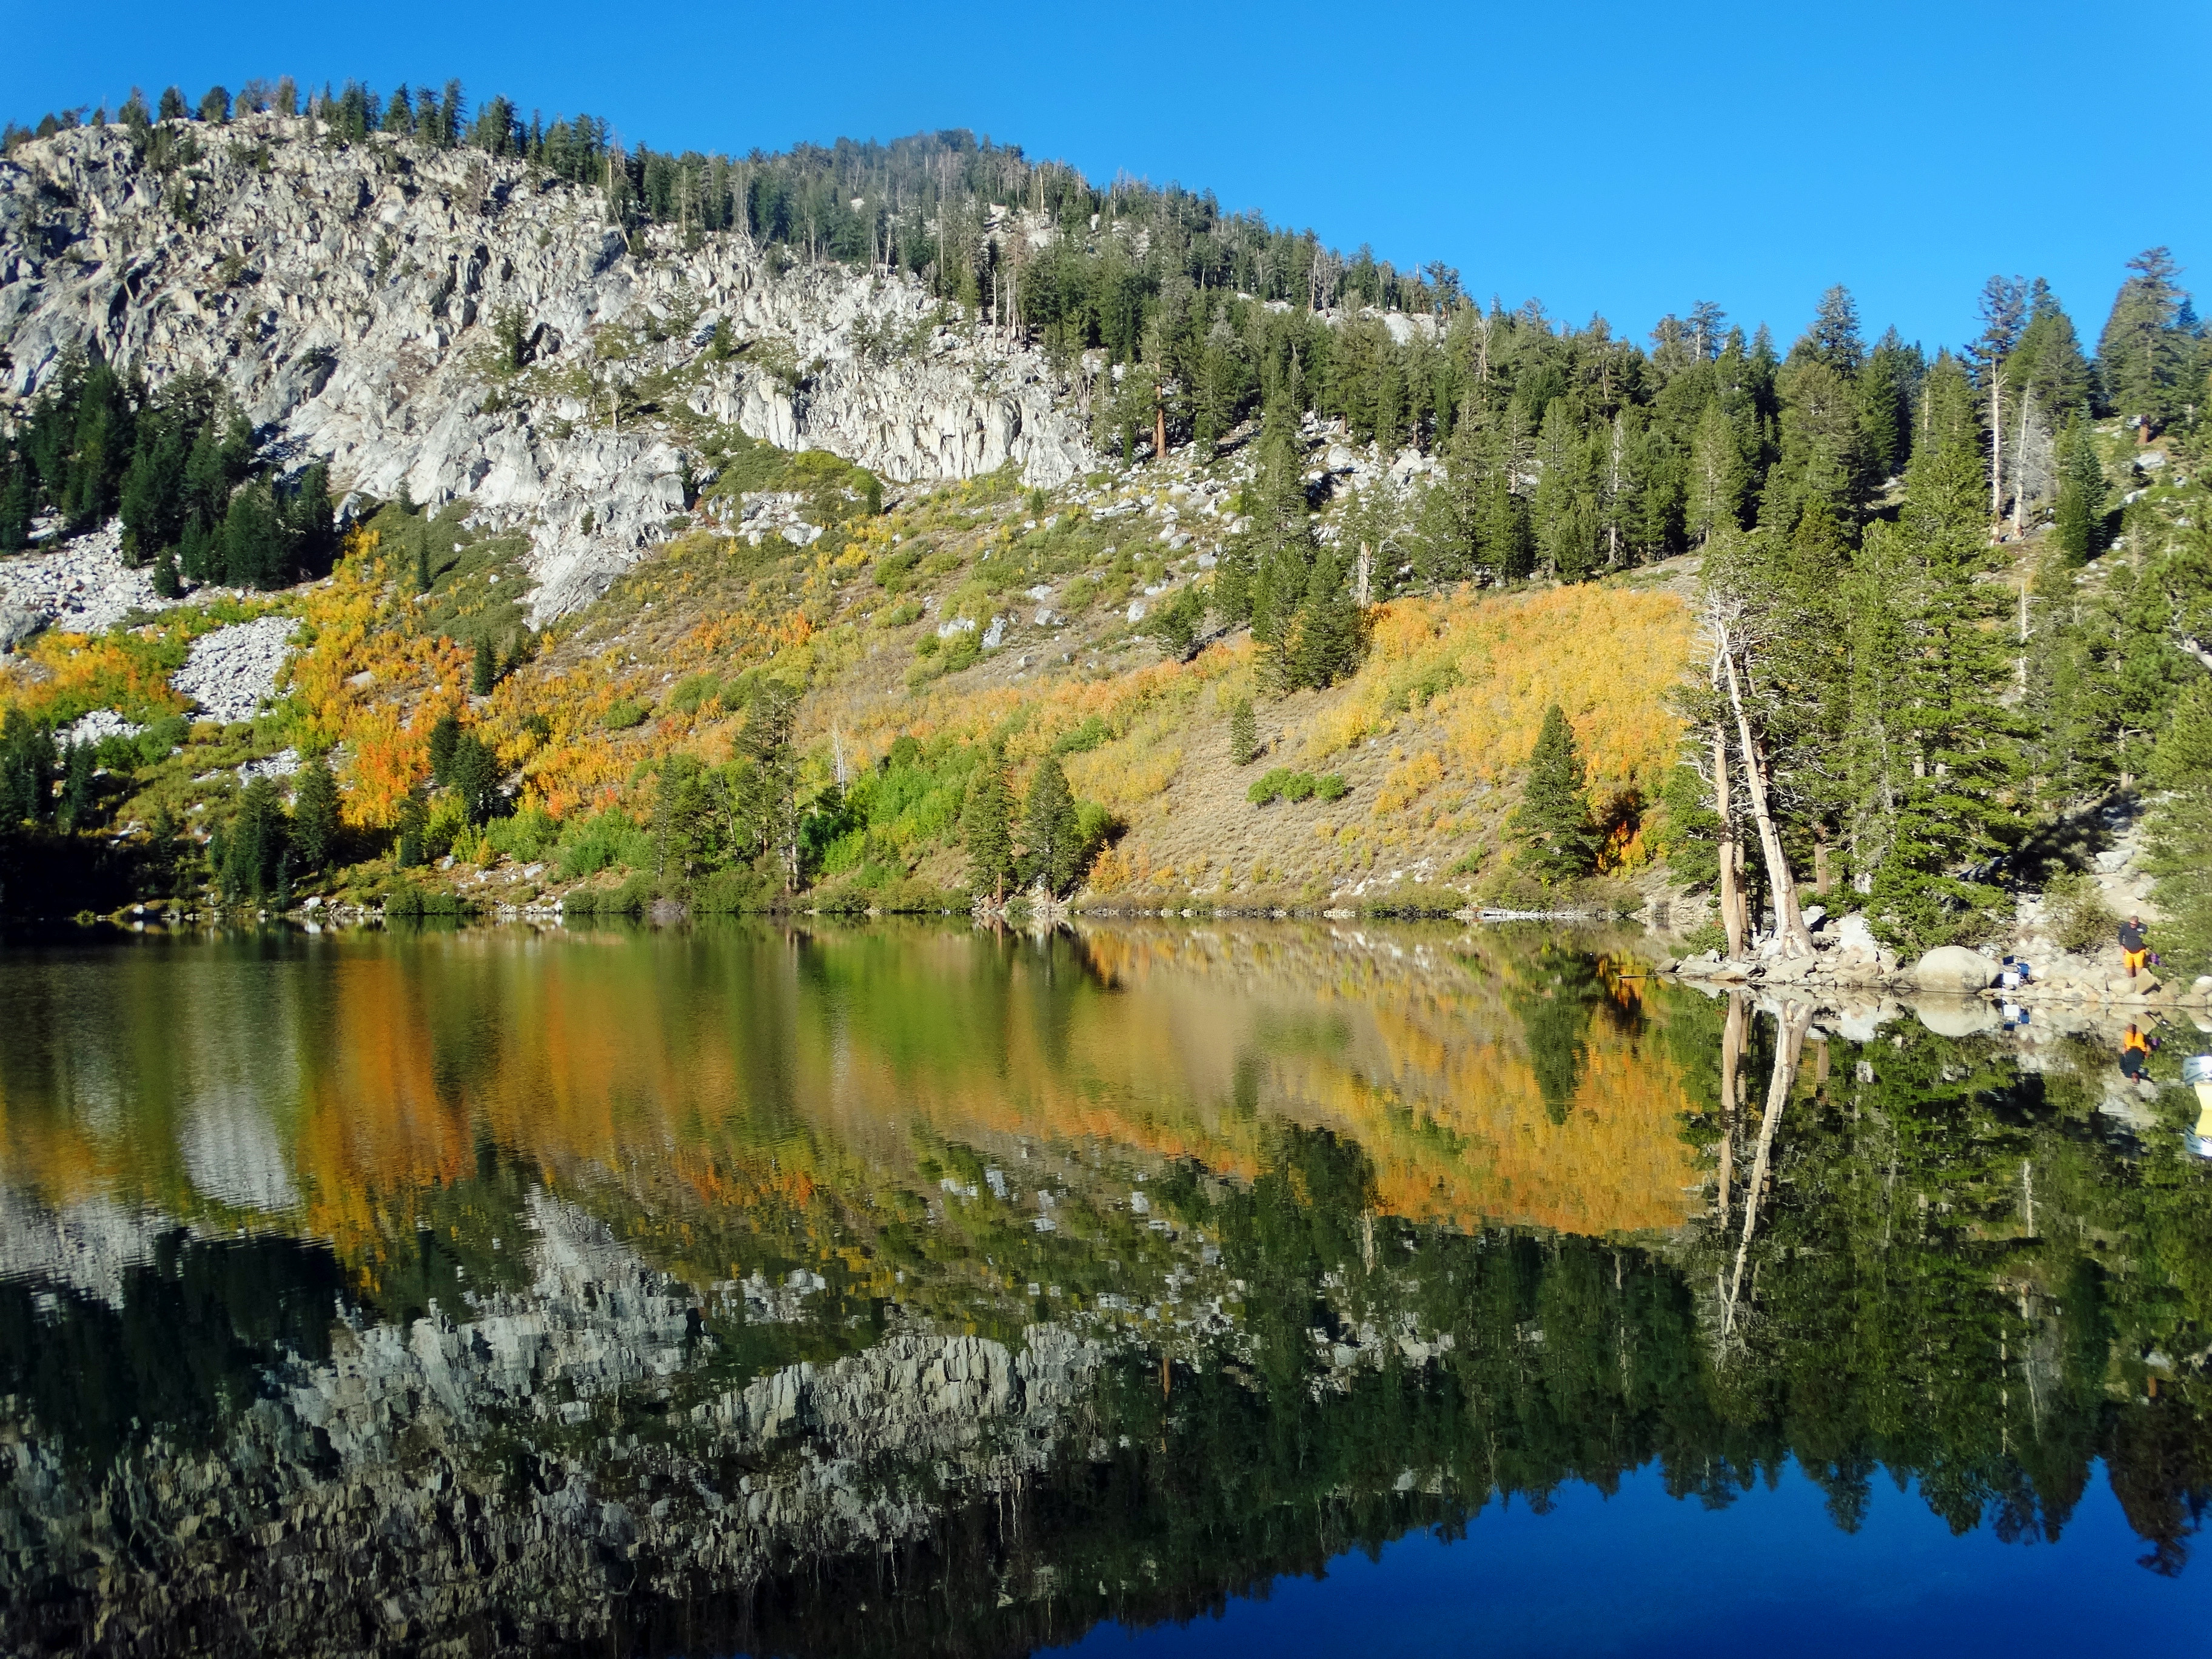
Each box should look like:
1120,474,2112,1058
0,113,1096,621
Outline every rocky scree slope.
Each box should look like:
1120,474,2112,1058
0,115,1093,621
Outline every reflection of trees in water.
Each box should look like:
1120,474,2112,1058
0,1232,346,1467
1684,993,2212,1573
10,930,2212,1649
1506,943,1646,1123
9,1076,2212,1654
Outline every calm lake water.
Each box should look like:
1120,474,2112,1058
2,919,2208,1655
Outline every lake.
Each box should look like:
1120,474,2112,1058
2,919,2208,1655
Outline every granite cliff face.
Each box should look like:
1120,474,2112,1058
0,114,1094,620
0,1189,1109,1654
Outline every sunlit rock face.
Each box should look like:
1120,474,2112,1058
0,116,1094,623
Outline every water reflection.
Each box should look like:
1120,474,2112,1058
0,921,2207,1654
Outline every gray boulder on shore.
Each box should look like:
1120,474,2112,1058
1912,945,2001,993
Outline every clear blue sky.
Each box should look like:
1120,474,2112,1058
8,1,2204,357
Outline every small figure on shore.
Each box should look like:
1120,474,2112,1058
2119,915,2150,978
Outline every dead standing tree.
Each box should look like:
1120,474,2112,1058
1706,598,1816,958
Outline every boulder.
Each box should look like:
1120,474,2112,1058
2188,976,2212,1006
1832,913,1881,959
0,603,43,653
1912,997,2002,1038
1912,945,2000,993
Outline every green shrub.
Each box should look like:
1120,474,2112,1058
668,673,723,716
1680,920,1728,954
555,806,652,879
485,805,558,863
2043,870,2118,953
1150,585,1205,656
1054,715,1113,756
1075,800,1121,871
384,879,468,917
602,699,650,731
940,629,980,674
694,866,771,913
1247,768,1345,805
565,870,655,916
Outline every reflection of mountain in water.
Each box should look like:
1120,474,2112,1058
1,927,2210,1652
4,1187,1118,1654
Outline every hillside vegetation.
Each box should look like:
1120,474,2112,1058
0,82,2207,958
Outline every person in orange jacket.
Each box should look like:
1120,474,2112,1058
2119,915,2150,978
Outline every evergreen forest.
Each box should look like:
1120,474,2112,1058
0,78,2206,962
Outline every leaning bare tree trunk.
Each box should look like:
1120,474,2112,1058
1718,634,1814,956
1712,722,1744,958
1716,991,1745,1230
1723,999,1810,1336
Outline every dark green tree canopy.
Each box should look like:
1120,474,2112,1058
1510,704,1597,882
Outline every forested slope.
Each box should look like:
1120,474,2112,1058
0,79,2207,960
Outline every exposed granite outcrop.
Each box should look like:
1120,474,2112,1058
0,116,1097,624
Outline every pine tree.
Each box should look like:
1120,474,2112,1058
1863,431,2021,945
219,481,286,589
2009,280,2094,417
1687,399,1748,545
1487,471,1534,580
1510,703,1597,882
2051,415,2106,563
1229,697,1258,766
219,776,288,902
287,461,333,572
2097,247,2193,427
448,733,501,825
472,635,496,697
1281,549,1362,691
290,756,339,871
739,681,802,889
2147,680,2212,972
964,748,1016,899
1805,286,1865,372
0,451,31,552
1022,756,1084,896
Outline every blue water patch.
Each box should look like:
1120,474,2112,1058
1049,1460,2211,1657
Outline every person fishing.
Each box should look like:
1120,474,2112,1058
2119,915,2150,979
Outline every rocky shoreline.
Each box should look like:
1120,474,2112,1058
1663,926,2212,1015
